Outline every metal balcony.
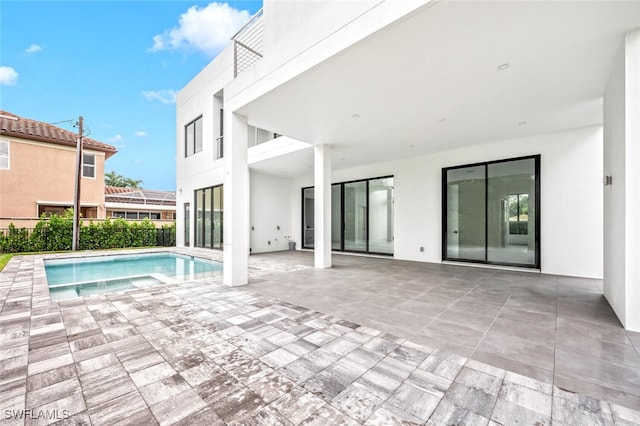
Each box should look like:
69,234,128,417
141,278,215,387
232,8,264,77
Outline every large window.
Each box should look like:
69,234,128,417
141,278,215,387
442,155,540,268
185,116,203,157
0,140,9,170
216,109,224,160
194,185,223,249
184,203,190,246
302,176,394,255
112,211,161,220
82,153,95,178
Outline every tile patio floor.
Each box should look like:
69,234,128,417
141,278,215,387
0,248,639,425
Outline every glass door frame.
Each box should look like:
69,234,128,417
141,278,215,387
301,175,394,256
441,155,541,269
194,184,224,250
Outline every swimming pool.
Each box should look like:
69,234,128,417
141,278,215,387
45,252,222,300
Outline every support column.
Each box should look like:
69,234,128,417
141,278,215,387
603,29,640,331
314,144,332,268
223,112,249,286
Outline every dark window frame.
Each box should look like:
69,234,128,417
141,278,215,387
184,115,203,157
301,175,394,256
441,154,541,269
111,211,163,220
194,184,223,250
184,203,190,246
216,108,224,160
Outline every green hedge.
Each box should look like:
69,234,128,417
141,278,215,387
509,221,528,235
0,211,175,253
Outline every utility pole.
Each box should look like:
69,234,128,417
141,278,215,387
72,116,83,251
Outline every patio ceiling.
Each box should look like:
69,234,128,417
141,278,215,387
238,0,640,176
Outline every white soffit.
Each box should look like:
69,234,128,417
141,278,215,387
239,0,640,170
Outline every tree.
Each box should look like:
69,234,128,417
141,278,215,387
105,171,125,187
105,171,143,188
124,178,143,188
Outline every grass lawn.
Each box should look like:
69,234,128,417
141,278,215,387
0,253,12,271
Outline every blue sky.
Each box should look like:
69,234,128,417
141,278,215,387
0,0,262,190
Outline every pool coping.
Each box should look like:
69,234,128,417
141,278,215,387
32,248,226,306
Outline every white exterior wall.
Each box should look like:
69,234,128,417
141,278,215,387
604,46,626,325
627,31,640,331
262,0,380,68
226,0,431,111
175,47,234,247
250,171,293,253
289,126,603,278
603,31,640,331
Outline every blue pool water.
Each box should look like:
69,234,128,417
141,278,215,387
45,252,222,300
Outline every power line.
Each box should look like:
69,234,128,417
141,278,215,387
1,117,91,136
51,119,75,126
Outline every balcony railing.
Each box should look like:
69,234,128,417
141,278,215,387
248,125,281,146
232,8,264,77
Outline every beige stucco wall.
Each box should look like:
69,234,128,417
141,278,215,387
0,137,107,220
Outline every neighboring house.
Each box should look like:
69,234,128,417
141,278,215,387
175,2,640,331
0,110,117,228
105,186,176,222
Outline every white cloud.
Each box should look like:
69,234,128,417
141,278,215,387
25,44,43,54
135,131,147,137
133,159,142,164
142,89,176,105
149,2,250,57
108,134,124,142
0,66,19,86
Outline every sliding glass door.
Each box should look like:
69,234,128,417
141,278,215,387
302,176,394,255
331,185,342,250
444,165,486,261
302,187,315,248
344,181,367,252
368,177,394,255
443,156,539,268
194,185,223,249
487,158,537,265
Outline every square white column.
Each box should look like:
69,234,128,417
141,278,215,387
314,144,332,268
223,113,249,286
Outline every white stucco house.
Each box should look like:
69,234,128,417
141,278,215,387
176,1,640,331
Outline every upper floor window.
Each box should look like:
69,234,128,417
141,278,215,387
0,140,9,170
216,109,224,160
82,153,95,178
185,116,203,157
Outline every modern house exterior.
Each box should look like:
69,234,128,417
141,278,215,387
175,1,640,332
0,110,117,228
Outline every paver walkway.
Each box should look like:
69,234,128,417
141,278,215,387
248,251,640,411
1,249,639,425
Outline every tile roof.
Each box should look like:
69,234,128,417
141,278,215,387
0,110,117,158
105,186,176,206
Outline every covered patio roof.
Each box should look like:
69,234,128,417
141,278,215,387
237,1,640,175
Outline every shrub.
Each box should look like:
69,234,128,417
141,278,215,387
509,221,528,235
0,213,175,253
